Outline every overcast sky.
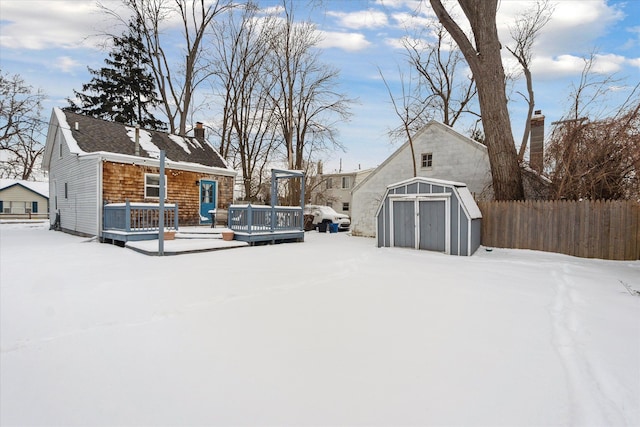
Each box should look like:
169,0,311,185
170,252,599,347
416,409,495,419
1,0,638,173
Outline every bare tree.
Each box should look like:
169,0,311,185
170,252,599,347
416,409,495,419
379,66,430,177
101,0,233,135
505,0,554,161
546,56,639,200
429,0,524,200
0,72,46,180
403,24,478,128
210,3,279,202
267,0,352,203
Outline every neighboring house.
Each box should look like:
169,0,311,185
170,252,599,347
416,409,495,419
351,121,493,237
310,168,374,217
0,179,49,219
42,108,236,237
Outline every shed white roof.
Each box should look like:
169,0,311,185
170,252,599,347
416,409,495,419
384,176,482,219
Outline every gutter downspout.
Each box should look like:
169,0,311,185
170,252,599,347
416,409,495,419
98,157,103,239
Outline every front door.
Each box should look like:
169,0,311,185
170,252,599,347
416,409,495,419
199,180,217,224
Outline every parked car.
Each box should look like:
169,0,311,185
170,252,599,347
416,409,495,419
304,205,350,231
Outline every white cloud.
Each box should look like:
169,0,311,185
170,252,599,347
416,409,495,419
531,53,627,79
373,0,423,11
621,26,640,50
627,58,640,69
591,53,627,74
390,11,434,31
0,0,116,50
384,35,442,52
53,56,81,73
498,0,625,57
327,9,389,30
317,31,371,51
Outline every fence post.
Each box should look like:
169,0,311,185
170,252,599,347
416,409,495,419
247,204,253,234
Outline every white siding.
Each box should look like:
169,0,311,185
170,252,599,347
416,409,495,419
0,186,48,212
351,122,492,237
310,169,373,217
48,125,100,236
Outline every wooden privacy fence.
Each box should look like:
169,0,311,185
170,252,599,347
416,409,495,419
478,200,640,260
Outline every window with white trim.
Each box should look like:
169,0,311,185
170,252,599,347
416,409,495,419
341,176,350,189
2,201,30,214
144,173,167,199
326,178,333,189
342,202,350,212
421,153,433,168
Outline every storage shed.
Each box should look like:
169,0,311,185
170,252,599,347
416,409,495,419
376,177,482,256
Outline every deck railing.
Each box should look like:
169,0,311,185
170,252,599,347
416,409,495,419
228,204,303,234
103,201,179,232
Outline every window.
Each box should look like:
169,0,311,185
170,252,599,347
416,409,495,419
64,183,68,199
341,176,350,189
145,173,167,199
326,178,333,189
32,201,38,213
421,153,433,168
342,202,350,212
3,201,28,214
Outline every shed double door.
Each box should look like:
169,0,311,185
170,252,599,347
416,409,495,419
392,199,446,252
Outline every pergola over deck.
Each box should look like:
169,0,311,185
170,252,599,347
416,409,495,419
228,169,306,244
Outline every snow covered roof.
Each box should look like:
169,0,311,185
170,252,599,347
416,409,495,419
56,108,229,170
0,179,49,198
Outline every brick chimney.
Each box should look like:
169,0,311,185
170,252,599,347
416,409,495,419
194,122,205,140
530,110,544,173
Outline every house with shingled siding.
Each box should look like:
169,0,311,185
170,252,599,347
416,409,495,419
42,108,236,238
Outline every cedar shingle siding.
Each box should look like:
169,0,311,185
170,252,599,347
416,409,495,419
102,162,233,226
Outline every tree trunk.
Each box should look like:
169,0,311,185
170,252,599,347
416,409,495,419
430,0,524,200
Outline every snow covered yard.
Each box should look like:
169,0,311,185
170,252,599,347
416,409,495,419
1,222,638,426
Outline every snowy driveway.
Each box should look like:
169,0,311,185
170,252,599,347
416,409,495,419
1,222,639,426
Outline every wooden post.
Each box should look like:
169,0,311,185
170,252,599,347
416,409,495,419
158,150,165,256
125,199,131,232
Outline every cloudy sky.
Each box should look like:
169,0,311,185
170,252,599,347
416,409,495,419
1,0,639,173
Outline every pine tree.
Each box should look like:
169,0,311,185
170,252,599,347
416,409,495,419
67,20,165,130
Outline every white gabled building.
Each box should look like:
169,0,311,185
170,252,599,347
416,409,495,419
310,167,374,217
350,121,492,237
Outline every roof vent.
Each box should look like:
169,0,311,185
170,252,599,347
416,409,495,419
74,122,79,131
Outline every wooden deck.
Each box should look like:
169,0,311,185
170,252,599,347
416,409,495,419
101,201,178,244
228,204,304,245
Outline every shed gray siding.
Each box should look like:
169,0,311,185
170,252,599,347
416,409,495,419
392,200,416,248
376,177,482,256
418,199,446,251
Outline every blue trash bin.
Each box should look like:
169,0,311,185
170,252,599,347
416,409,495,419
329,223,339,233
